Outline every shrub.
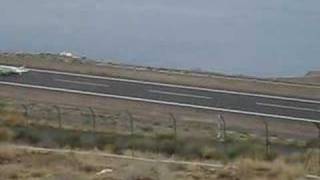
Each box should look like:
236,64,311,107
96,135,116,150
14,128,41,144
303,149,320,175
0,101,6,112
226,141,266,160
3,114,26,126
140,125,154,133
155,133,175,141
79,134,98,149
0,127,14,142
123,162,157,180
158,139,176,155
177,142,202,159
128,138,157,153
235,158,304,180
200,146,225,160
54,132,81,148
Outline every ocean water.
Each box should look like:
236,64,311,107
0,0,320,77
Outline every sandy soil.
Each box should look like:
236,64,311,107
0,144,309,180
278,76,320,86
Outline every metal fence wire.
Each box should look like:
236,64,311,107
0,97,320,167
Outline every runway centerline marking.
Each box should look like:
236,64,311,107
54,79,110,88
256,102,320,113
148,89,212,99
29,68,320,104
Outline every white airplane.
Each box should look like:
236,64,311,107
0,65,29,76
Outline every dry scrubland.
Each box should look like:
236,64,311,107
1,100,320,179
278,71,320,85
0,144,315,180
0,53,320,99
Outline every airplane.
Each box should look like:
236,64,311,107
0,65,29,76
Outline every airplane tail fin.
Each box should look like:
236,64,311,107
17,66,29,74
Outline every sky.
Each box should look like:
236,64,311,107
0,0,320,77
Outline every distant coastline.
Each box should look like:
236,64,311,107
0,52,319,85
306,71,320,77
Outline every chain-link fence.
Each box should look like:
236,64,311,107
0,97,319,174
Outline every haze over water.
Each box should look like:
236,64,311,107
1,0,320,77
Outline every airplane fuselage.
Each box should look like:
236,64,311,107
0,65,29,75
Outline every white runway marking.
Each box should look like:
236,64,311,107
149,89,212,99
0,81,319,123
54,79,110,88
257,102,320,113
30,68,320,104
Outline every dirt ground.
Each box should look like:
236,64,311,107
0,144,310,180
0,53,320,100
278,76,320,86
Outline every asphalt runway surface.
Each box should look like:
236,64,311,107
0,69,319,123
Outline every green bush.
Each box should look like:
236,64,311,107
226,141,266,160
128,138,157,152
158,139,176,155
155,133,175,141
80,134,98,149
3,124,281,161
177,142,202,159
96,135,116,150
140,125,154,133
0,101,6,112
55,132,81,148
200,146,225,160
14,128,41,144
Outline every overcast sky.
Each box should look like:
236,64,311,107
0,0,320,77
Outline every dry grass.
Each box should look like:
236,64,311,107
217,158,305,180
0,127,14,142
0,144,313,180
0,145,215,180
2,114,26,127
0,146,23,163
303,149,320,175
0,147,87,179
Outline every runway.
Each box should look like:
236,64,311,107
0,68,319,123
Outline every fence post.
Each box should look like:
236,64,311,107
169,113,177,139
169,113,178,158
53,105,62,129
314,123,320,170
89,107,96,131
262,120,271,158
217,114,226,141
126,111,134,135
315,123,320,141
22,104,33,126
126,110,134,157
